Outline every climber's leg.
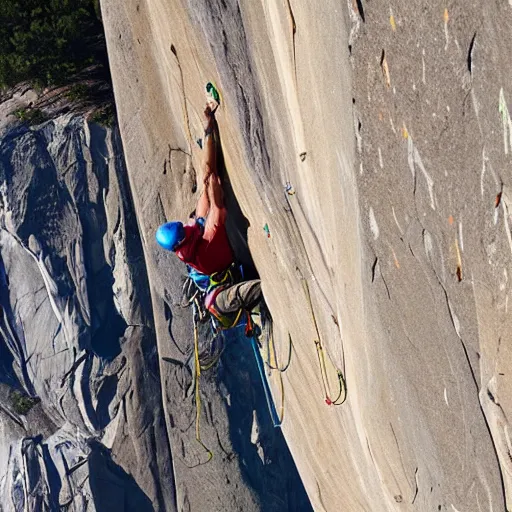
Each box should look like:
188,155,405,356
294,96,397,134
213,280,262,315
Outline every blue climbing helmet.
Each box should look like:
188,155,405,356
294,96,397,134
156,221,185,251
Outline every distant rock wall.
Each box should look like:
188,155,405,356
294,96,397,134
0,96,175,510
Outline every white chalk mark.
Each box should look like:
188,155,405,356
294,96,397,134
471,90,483,135
458,222,464,252
407,133,436,209
359,162,364,175
505,423,512,452
369,207,379,240
451,505,461,512
354,116,362,155
348,0,361,60
444,388,449,406
424,230,433,258
444,18,450,51
422,49,426,84
501,188,512,257
480,150,487,197
499,88,512,155
378,147,384,168
407,137,415,179
452,310,461,337
389,116,397,134
392,207,404,235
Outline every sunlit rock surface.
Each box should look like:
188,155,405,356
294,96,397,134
2,0,512,510
99,0,512,510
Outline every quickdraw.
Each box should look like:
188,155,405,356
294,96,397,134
266,332,293,373
301,278,347,406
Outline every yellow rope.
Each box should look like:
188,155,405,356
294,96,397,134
264,319,288,423
192,306,213,464
301,278,347,406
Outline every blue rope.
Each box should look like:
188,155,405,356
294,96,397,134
250,335,281,428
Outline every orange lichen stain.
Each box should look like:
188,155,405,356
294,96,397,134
448,215,454,225
392,248,400,269
352,0,361,17
379,111,384,121
402,124,409,139
390,15,396,31
443,8,449,23
381,51,391,87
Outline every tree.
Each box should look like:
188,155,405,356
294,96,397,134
0,0,108,88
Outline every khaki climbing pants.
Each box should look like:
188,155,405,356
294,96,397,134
212,279,262,315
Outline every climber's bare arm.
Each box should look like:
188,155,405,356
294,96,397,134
207,174,224,210
204,175,227,242
202,106,218,183
195,188,209,218
194,105,220,220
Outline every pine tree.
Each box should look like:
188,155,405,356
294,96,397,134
0,0,107,88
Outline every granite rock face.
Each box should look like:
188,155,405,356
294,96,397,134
0,83,310,509
99,0,512,510
3,0,512,510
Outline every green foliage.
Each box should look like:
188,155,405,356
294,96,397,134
65,83,90,102
9,389,40,415
11,106,47,125
0,0,107,88
90,104,115,127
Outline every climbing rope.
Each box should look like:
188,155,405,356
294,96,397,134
191,301,214,465
266,331,293,373
251,334,282,428
187,295,246,466
263,330,291,423
301,278,347,406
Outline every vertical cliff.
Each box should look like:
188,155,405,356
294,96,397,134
2,0,511,510
101,0,512,510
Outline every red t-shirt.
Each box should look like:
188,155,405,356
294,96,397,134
175,219,234,275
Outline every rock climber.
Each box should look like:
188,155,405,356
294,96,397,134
155,97,261,328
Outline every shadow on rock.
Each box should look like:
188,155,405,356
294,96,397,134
216,123,259,281
218,328,312,512
88,439,154,512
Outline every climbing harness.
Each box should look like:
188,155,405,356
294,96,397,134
301,278,347,406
